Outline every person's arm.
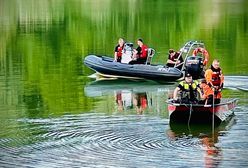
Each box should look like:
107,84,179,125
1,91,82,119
167,53,182,65
173,87,180,100
136,46,142,58
218,71,224,92
114,52,118,61
167,55,177,65
220,70,224,89
132,49,138,60
167,59,176,64
114,45,118,61
197,87,203,99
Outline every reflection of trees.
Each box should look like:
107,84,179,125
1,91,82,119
0,0,247,116
0,0,96,116
2,0,247,60
22,85,44,117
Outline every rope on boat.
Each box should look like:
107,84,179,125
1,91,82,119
187,104,193,127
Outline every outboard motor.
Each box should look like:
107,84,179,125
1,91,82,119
124,42,133,52
185,56,204,79
122,42,133,63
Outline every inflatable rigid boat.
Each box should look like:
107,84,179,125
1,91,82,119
84,55,182,81
84,40,207,81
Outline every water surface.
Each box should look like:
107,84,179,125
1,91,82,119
0,0,248,167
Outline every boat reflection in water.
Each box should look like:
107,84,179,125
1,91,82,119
166,116,236,168
84,79,174,114
115,90,148,114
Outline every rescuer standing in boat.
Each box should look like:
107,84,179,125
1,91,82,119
198,79,215,105
173,73,202,104
204,59,224,104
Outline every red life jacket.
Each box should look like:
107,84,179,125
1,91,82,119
211,66,222,86
140,45,148,58
117,45,123,57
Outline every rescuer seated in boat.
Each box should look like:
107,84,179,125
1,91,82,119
166,49,184,69
129,38,148,64
204,59,224,104
198,79,218,105
173,73,202,104
114,38,125,62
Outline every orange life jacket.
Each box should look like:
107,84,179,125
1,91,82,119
201,83,214,99
205,65,224,87
201,83,221,99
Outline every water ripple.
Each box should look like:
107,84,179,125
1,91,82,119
1,111,248,167
0,114,172,167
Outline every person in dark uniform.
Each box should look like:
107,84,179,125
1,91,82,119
173,73,202,104
166,49,183,69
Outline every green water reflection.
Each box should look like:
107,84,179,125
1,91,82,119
0,0,248,119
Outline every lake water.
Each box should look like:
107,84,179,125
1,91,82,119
1,0,248,167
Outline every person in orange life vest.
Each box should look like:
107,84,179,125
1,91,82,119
166,49,184,69
114,38,125,62
198,79,215,105
205,59,224,104
129,38,148,64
